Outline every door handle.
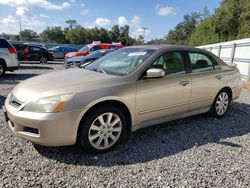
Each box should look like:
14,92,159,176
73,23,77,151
216,75,223,80
179,81,190,86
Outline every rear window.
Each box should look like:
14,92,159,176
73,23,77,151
0,39,12,48
188,52,221,73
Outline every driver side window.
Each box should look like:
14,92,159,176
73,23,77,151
151,51,186,75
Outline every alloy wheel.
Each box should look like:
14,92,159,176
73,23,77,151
215,92,229,116
88,112,122,150
40,57,47,64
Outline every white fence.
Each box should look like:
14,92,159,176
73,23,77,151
198,38,250,80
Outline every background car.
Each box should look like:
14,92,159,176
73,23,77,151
49,46,77,59
0,38,20,76
23,42,48,49
65,42,123,59
15,44,54,63
65,49,115,69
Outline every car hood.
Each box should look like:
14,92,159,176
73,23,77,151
12,69,121,102
66,51,88,58
65,52,76,58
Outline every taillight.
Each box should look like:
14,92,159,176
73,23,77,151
8,48,17,54
24,47,29,54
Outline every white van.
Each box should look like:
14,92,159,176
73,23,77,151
0,38,20,76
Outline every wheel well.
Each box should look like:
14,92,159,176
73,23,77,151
221,87,232,101
0,58,6,67
77,100,132,141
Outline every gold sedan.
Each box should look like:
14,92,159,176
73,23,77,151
3,45,242,153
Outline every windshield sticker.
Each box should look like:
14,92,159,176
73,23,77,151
128,52,147,56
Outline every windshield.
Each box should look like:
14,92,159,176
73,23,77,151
85,48,156,76
86,50,107,58
79,45,90,52
50,47,57,50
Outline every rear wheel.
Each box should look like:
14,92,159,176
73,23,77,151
78,106,127,154
0,63,6,76
210,89,231,117
40,56,47,64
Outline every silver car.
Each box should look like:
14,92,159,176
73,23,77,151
49,46,77,59
0,38,20,76
4,45,242,153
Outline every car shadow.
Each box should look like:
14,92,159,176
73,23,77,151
0,96,5,110
21,61,63,65
34,101,250,167
20,65,54,70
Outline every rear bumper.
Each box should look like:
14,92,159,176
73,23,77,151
231,79,243,101
232,87,241,101
6,65,19,71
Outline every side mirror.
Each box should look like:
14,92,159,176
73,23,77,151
146,68,165,78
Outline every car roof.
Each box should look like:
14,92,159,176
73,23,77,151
126,44,204,52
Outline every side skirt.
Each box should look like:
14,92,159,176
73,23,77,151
132,108,211,132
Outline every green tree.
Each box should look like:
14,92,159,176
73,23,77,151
188,0,250,46
98,28,112,43
119,25,130,45
147,38,167,45
238,0,250,38
109,25,120,42
188,18,217,46
65,19,77,29
213,0,241,41
19,29,39,41
165,12,201,45
65,25,86,44
40,26,66,43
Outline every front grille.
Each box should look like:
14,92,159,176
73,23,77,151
9,94,23,108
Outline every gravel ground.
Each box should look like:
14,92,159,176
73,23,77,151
0,62,249,187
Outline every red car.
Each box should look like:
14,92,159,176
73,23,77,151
65,42,123,59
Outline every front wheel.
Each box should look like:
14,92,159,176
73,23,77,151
210,89,231,117
78,106,128,154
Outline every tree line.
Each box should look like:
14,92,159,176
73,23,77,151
16,0,250,46
17,20,139,46
147,0,250,46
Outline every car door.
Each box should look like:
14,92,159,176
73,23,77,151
29,46,41,60
53,47,62,59
187,51,224,111
136,51,191,126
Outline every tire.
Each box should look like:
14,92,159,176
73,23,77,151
78,105,128,154
210,89,231,118
40,56,47,64
0,63,6,76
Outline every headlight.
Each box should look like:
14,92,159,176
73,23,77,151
22,94,74,113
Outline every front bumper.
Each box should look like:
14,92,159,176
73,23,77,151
4,99,84,146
